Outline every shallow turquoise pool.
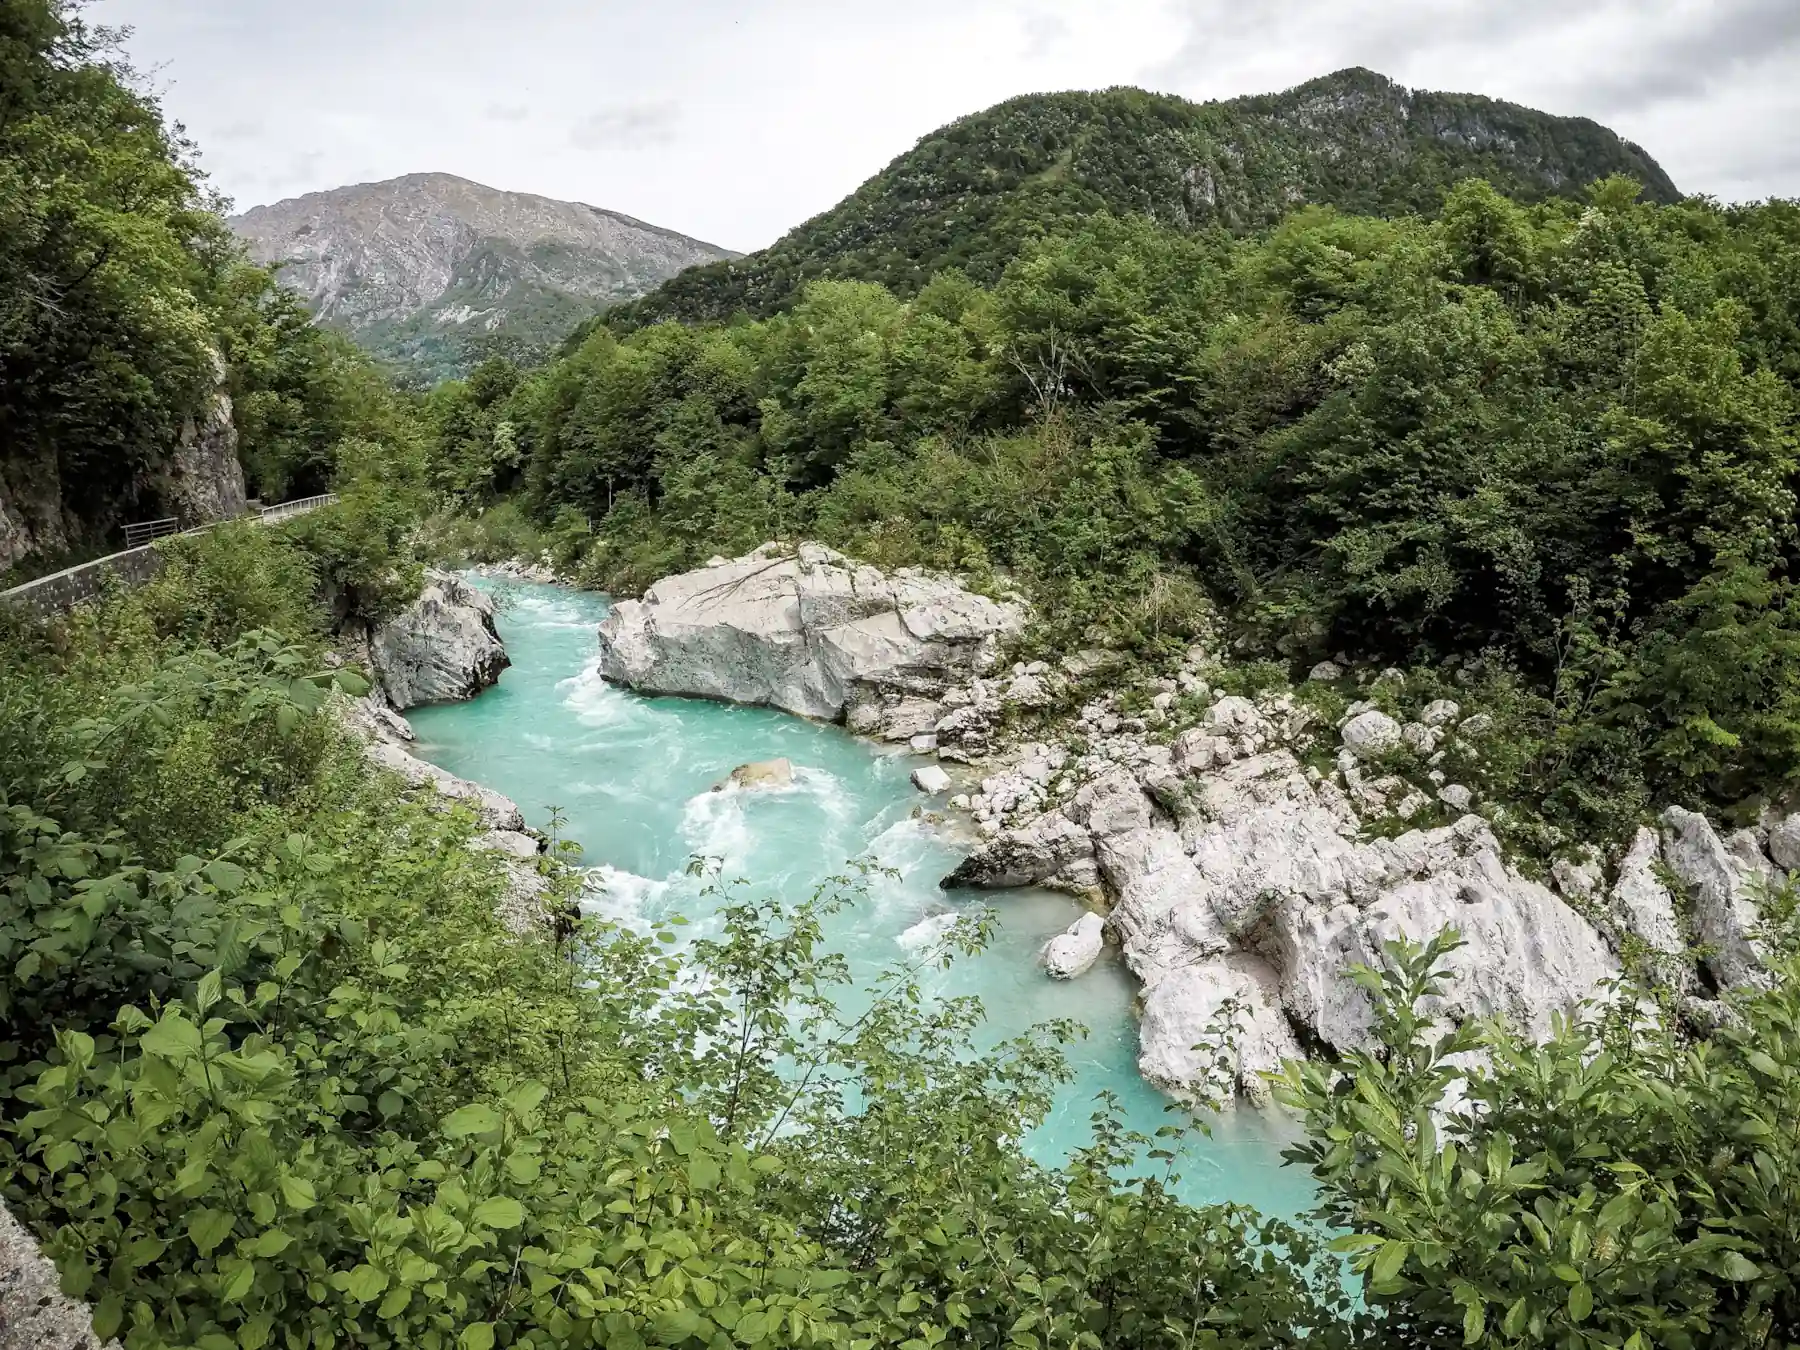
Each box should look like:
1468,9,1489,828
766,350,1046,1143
406,578,1315,1214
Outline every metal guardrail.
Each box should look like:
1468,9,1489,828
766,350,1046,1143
2,492,342,615
122,517,180,548
259,492,337,523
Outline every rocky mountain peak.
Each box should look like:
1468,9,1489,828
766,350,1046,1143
229,173,735,381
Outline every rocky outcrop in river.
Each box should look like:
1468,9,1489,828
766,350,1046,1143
596,544,1026,721
933,646,1794,1105
369,569,510,709
339,693,552,934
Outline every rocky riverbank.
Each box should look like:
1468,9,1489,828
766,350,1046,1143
338,567,558,933
590,542,1800,1107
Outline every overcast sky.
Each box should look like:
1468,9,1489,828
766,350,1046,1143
98,0,1800,254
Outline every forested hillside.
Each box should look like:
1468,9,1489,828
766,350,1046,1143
440,180,1800,846
0,0,423,582
606,68,1680,330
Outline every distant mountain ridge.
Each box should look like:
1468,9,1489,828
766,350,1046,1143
609,67,1679,330
229,173,735,382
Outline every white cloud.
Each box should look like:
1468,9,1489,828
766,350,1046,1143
571,103,681,151
97,0,1799,253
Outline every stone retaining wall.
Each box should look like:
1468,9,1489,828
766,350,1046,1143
0,542,168,617
0,495,338,617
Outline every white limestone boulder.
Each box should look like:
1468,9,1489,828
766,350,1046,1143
1767,811,1800,870
1612,827,1684,951
1137,954,1301,1107
1420,700,1462,727
911,764,953,794
1043,911,1106,979
1357,862,1618,1042
370,569,510,709
1341,710,1401,760
596,543,1026,721
1661,806,1769,989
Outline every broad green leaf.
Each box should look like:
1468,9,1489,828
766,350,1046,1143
278,1175,316,1210
1462,1299,1484,1346
345,1264,388,1302
472,1196,524,1230
1718,1252,1760,1281
202,860,246,893
1371,1240,1410,1286
187,1209,236,1257
1568,1282,1593,1323
220,1262,254,1303
444,1104,502,1138
140,1015,203,1062
688,1153,721,1192
246,1229,292,1258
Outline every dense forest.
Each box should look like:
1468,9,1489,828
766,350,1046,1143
603,70,1680,331
432,183,1800,848
7,0,1800,1346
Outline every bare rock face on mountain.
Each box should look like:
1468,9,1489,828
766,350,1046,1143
596,544,1027,721
369,569,510,709
229,174,735,379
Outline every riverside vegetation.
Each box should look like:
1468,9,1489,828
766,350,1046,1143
8,0,1800,1345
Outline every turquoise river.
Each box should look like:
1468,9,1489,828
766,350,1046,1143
406,577,1314,1214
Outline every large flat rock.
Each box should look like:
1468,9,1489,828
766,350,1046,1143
596,544,1025,721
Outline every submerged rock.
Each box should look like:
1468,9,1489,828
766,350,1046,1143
717,758,794,791
1043,911,1106,979
595,543,1026,722
370,569,510,709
